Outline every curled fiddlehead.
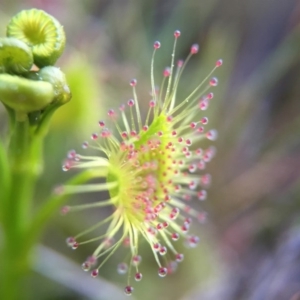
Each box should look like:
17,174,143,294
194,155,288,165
6,9,66,68
0,37,33,74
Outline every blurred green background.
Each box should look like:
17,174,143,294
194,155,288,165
1,0,300,299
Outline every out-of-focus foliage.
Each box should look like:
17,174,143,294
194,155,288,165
1,0,300,299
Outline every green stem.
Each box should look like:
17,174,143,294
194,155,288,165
3,103,16,136
0,101,68,300
6,117,32,230
1,114,48,300
1,117,34,300
0,139,11,225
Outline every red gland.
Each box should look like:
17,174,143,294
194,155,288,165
181,223,190,233
154,41,161,49
127,99,135,106
201,117,208,124
91,133,98,140
189,164,197,173
81,262,91,272
130,79,137,86
91,269,99,278
207,92,214,99
107,109,115,117
170,207,179,220
174,30,181,38
156,223,163,230
158,267,168,277
121,132,128,138
190,122,197,129
66,237,76,247
206,129,218,141
209,77,218,86
135,272,143,281
153,243,161,251
196,148,203,155
197,126,204,133
199,99,208,110
98,120,105,127
62,160,72,171
187,235,200,248
163,221,169,228
175,253,184,262
67,150,76,159
132,255,142,266
166,115,173,122
186,139,192,146
190,44,199,54
159,246,167,255
149,100,156,107
216,59,223,67
171,232,180,241
198,190,207,201
124,286,134,295
163,67,171,77
72,242,79,249
184,217,192,225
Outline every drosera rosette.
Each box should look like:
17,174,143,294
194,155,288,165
59,30,222,296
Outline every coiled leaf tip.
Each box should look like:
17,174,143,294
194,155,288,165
0,37,33,74
6,9,66,67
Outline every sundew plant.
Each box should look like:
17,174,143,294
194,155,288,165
0,8,222,300
61,31,222,295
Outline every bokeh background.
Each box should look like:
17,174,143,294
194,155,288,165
1,0,300,299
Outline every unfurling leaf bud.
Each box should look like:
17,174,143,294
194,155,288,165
0,74,54,113
0,37,33,74
6,9,66,67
